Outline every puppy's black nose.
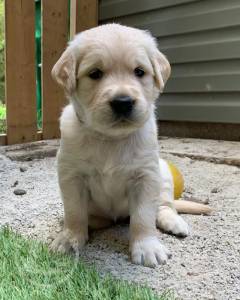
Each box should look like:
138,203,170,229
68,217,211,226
110,95,135,117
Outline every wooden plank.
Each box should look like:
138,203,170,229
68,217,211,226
0,134,7,146
41,0,69,140
75,0,98,33
0,132,41,146
37,131,43,141
5,0,37,145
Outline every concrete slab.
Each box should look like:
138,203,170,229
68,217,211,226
0,140,59,161
160,137,240,167
0,137,239,299
1,137,240,166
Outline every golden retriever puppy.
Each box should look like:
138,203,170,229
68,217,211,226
51,24,209,267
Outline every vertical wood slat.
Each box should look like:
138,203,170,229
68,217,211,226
5,0,37,145
70,0,98,37
76,0,98,32
70,0,77,40
41,0,69,140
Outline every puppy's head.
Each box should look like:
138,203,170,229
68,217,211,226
52,24,170,137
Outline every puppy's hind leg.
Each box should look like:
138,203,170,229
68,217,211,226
157,159,189,237
157,201,189,237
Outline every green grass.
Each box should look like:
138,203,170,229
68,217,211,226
0,103,5,118
0,103,6,133
0,227,174,300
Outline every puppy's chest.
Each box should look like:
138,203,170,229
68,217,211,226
82,153,132,219
76,137,143,218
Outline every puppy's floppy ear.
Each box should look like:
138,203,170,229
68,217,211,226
51,47,77,94
152,50,171,92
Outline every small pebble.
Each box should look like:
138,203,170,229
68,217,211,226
11,180,19,187
14,189,26,196
187,272,198,276
211,187,220,193
20,167,27,172
181,263,186,267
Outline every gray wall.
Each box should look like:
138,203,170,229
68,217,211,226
99,0,240,124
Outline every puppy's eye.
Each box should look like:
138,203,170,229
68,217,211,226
88,68,103,80
134,67,145,78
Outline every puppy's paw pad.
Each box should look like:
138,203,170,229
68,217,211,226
158,213,189,237
131,237,171,268
50,229,87,255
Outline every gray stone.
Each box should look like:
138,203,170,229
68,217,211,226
13,189,26,196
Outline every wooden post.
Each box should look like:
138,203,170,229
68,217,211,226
41,0,69,139
5,0,37,144
70,0,98,38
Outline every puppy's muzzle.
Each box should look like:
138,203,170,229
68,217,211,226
110,95,135,118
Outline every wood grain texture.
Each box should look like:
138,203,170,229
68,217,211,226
5,0,37,144
75,0,98,33
41,0,69,139
0,134,7,146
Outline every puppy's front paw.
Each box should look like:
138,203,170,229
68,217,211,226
50,229,88,255
157,209,189,237
131,236,171,268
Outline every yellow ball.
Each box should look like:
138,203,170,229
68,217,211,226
167,161,184,200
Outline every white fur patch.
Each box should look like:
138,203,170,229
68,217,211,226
158,158,174,199
131,236,171,267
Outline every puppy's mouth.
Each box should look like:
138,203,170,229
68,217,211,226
109,114,149,132
111,116,137,127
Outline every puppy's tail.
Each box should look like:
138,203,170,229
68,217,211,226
174,200,212,215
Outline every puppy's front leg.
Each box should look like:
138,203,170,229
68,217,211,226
51,161,88,255
129,173,171,267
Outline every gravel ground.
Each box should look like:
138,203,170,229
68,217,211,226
0,138,239,300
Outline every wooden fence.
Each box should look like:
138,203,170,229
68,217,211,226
0,0,98,145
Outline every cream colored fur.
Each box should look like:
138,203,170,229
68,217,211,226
50,24,210,267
